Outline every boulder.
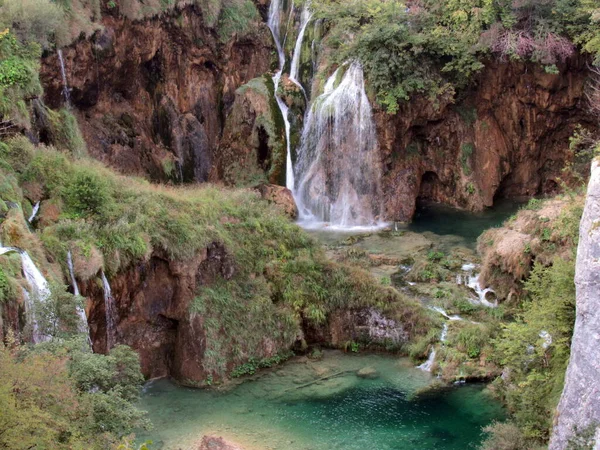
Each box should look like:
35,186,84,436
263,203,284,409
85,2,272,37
257,184,298,219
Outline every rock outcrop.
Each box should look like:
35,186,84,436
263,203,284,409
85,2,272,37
549,160,600,450
40,5,274,183
377,57,597,221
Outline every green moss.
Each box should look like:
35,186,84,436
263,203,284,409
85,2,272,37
461,143,474,175
216,0,259,43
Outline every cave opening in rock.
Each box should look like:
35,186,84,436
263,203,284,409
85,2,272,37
417,171,441,203
257,126,271,170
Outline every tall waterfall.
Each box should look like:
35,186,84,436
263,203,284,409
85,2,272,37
267,0,295,190
294,62,385,228
67,250,91,337
101,271,117,350
57,50,71,107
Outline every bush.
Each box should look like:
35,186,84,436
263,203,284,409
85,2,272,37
481,421,529,450
63,168,114,217
0,0,67,48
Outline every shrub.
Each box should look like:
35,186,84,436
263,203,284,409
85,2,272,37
481,421,529,450
0,0,67,48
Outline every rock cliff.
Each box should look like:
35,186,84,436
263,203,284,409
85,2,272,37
39,8,597,221
549,160,600,450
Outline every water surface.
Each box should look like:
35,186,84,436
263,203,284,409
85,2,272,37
138,351,504,450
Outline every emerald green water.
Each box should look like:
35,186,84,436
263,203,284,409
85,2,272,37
137,351,504,449
406,200,523,244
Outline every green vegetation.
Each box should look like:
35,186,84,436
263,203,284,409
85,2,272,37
0,336,147,449
314,0,600,111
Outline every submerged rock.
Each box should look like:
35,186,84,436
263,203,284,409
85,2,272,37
356,366,379,379
198,435,245,450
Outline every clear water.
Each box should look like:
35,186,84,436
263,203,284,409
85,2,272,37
137,351,504,449
406,200,522,244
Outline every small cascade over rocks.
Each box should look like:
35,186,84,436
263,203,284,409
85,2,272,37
28,202,40,223
101,271,117,351
67,250,91,338
294,62,385,229
418,323,449,372
57,50,71,107
267,0,296,190
457,263,498,308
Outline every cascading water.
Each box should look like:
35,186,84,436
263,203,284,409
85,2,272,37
289,4,313,97
294,62,385,229
417,323,448,372
457,263,498,308
101,271,117,350
57,50,71,107
20,251,51,343
67,250,91,338
28,201,40,223
267,0,296,190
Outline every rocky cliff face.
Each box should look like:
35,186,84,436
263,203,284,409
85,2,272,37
377,58,596,221
549,160,600,450
40,4,275,183
39,8,597,222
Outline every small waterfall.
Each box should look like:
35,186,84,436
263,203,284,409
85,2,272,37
67,250,91,338
267,0,296,190
289,4,313,97
57,50,71,107
418,323,448,372
28,202,40,223
457,264,498,308
294,62,385,229
101,271,117,350
20,251,51,343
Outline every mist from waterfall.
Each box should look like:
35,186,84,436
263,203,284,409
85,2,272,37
294,62,385,229
101,271,117,350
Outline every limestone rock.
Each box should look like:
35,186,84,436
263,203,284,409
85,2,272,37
549,161,600,450
357,366,379,379
257,184,298,219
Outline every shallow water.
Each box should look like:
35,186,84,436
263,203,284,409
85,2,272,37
137,351,504,450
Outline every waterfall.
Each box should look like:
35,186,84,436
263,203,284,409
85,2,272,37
28,202,40,223
457,264,498,308
20,251,51,343
67,250,91,338
289,4,313,97
57,50,71,107
294,62,385,229
101,271,117,350
267,0,296,191
418,323,448,372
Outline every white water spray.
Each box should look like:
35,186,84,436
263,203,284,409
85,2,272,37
101,271,117,350
57,50,71,107
294,62,385,229
28,202,40,223
457,264,498,308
